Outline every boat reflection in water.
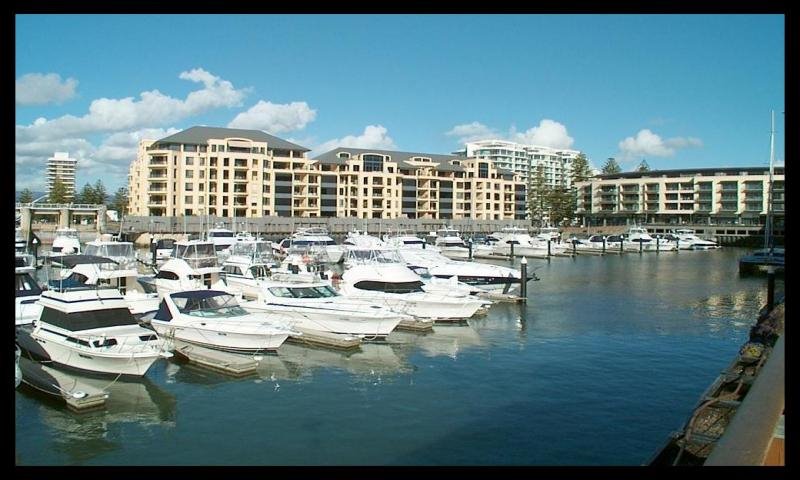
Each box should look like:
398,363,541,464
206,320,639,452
23,373,175,464
275,342,411,382
390,323,484,360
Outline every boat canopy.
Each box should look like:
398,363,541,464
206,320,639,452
55,255,118,268
39,305,138,331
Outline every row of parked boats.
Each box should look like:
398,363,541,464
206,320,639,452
15,226,534,381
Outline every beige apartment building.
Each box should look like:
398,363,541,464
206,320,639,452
575,167,785,228
128,127,527,220
47,151,78,201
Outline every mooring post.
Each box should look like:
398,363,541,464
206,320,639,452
547,240,551,257
151,236,157,267
468,239,473,261
639,238,643,254
767,266,776,312
620,238,623,254
572,239,577,256
602,236,606,254
656,236,660,253
520,256,528,302
510,241,515,258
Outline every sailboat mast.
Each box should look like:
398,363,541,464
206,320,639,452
765,109,775,251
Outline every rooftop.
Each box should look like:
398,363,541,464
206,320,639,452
153,126,310,152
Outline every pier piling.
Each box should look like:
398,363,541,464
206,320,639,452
468,239,473,261
767,266,776,311
520,257,528,302
602,237,606,254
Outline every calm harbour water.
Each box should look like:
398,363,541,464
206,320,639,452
15,247,782,466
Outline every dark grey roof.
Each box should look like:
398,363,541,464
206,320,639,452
314,147,466,171
597,166,785,180
154,126,309,152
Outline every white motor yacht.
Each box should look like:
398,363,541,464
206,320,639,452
278,227,345,264
396,247,531,294
535,226,561,242
56,255,160,317
671,229,720,250
148,290,298,353
490,226,557,256
206,225,238,253
152,240,235,296
150,238,176,263
16,271,43,327
42,227,81,262
625,226,677,251
18,286,169,376
432,226,470,259
338,262,486,320
240,280,409,339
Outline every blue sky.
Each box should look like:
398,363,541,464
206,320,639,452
16,14,785,192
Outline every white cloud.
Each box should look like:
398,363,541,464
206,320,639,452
16,68,247,189
511,119,574,149
16,68,246,142
311,125,397,157
445,121,498,143
227,100,317,133
618,129,703,160
446,119,574,149
16,73,78,105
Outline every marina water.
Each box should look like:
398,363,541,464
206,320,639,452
15,247,780,465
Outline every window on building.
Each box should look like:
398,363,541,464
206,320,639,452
186,157,194,166
185,183,193,191
185,196,193,204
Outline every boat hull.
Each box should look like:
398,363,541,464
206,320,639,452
25,330,161,377
150,322,290,352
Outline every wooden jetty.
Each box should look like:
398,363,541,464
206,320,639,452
476,291,526,303
171,340,259,377
286,328,362,350
395,319,435,333
17,356,109,412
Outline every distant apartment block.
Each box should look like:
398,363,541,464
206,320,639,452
128,127,527,220
46,151,77,201
575,167,785,227
453,140,581,222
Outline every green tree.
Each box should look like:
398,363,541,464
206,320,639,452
111,187,129,216
18,188,34,203
547,186,573,227
77,183,96,204
93,179,108,205
569,153,593,226
48,178,69,203
528,164,548,226
636,159,651,172
601,157,622,174
571,153,593,183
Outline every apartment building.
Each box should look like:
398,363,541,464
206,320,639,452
47,151,78,201
313,148,526,220
456,140,580,188
453,140,581,222
128,126,312,218
575,167,785,227
128,127,527,220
